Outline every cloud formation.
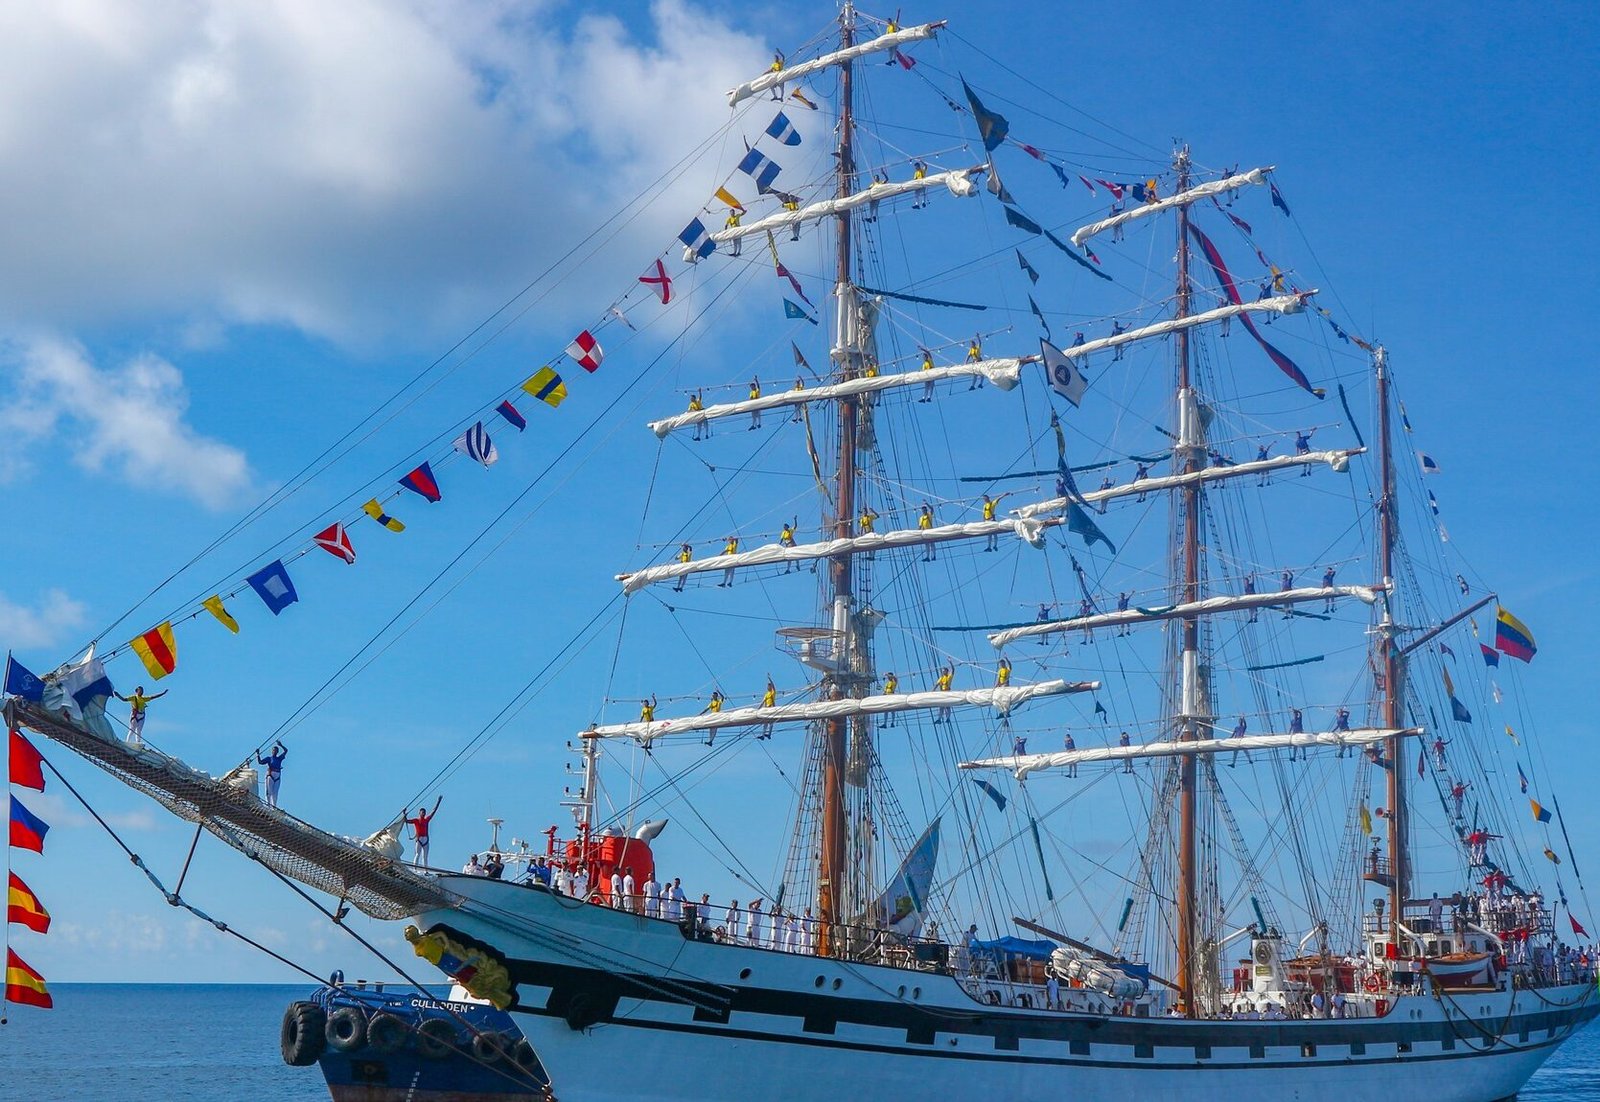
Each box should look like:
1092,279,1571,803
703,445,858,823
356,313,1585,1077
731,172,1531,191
0,587,86,649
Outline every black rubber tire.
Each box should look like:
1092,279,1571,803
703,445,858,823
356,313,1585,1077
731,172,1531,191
472,1029,506,1063
512,1037,539,1071
415,1017,456,1059
280,1002,327,1066
366,1011,407,1055
325,1005,368,1052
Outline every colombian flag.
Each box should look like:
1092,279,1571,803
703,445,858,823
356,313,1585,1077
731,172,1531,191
129,621,177,680
9,796,48,853
5,948,51,1009
7,873,48,933
9,729,44,791
1495,606,1537,663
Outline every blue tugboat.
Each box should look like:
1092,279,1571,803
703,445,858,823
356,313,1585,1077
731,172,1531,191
280,977,547,1101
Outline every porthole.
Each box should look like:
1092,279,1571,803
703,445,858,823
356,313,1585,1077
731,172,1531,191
814,976,825,988
912,987,922,999
832,978,842,991
897,985,906,998
739,968,751,980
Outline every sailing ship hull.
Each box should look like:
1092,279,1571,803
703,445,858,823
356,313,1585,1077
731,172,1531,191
421,878,1597,1102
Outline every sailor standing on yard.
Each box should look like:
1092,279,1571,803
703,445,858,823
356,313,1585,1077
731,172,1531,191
115,685,167,745
403,797,442,867
257,741,288,807
934,666,955,724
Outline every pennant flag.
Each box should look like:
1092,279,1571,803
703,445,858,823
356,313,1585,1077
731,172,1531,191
495,400,526,432
1359,802,1372,835
987,161,1013,204
1016,249,1039,285
891,47,915,70
1480,643,1499,668
1417,748,1426,777
1495,606,1537,663
398,462,442,503
1518,764,1529,793
1078,174,1097,195
362,499,405,533
1044,227,1113,281
63,658,113,715
1506,723,1519,745
194,594,236,634
1531,799,1553,824
608,305,635,331
1028,295,1051,339
453,422,499,469
1443,667,1472,723
1003,204,1040,236
312,522,356,564
791,342,810,372
1040,339,1088,407
1186,222,1320,397
737,147,782,192
1427,491,1440,516
1019,143,1045,161
789,88,818,111
960,78,1010,152
1067,504,1116,554
678,217,716,260
1269,180,1291,215
784,298,817,324
246,560,299,616
566,331,604,372
128,622,178,681
9,796,48,853
1049,163,1071,189
971,777,1007,811
3,656,44,703
766,237,812,306
9,730,44,792
1572,914,1590,938
764,111,801,146
1221,208,1253,235
521,366,568,409
7,872,48,933
1439,641,1454,659
1093,700,1107,717
1491,681,1503,704
1418,452,1441,475
5,948,51,1009
639,257,673,303
1096,179,1125,200
1399,401,1414,433
1545,846,1561,865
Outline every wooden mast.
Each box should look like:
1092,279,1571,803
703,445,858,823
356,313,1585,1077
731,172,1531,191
1172,147,1201,1015
1376,345,1408,946
817,3,858,959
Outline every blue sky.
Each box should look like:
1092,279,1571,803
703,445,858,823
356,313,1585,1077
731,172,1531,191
4,0,1598,987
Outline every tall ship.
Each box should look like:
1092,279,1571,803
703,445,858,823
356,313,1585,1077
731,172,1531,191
5,7,1594,1101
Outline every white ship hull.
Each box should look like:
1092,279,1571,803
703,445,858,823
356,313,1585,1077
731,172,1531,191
421,879,1597,1102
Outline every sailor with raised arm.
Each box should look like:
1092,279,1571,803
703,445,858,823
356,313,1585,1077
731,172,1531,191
115,685,167,745
1256,440,1272,485
966,334,984,390
703,689,726,746
403,797,442,868
982,492,1011,550
759,676,777,740
689,391,708,441
257,741,288,807
1289,708,1305,761
1133,462,1150,502
1116,592,1132,635
911,159,928,208
719,535,739,587
1062,730,1077,777
674,542,692,592
1281,569,1295,618
1322,565,1337,612
1295,428,1314,475
1229,715,1250,768
1119,730,1133,773
749,377,762,430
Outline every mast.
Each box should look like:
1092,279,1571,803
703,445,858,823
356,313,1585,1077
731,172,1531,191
1172,147,1202,1015
1375,345,1408,946
817,3,858,959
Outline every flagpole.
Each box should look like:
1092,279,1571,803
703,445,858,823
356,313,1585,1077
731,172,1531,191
3,693,12,1025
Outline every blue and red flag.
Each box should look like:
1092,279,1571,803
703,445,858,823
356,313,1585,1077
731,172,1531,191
1479,643,1500,668
9,795,48,853
399,462,442,503
1495,606,1537,663
9,729,44,791
495,400,526,432
1187,222,1320,398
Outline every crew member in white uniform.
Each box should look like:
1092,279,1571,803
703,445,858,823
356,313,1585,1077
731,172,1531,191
610,870,625,908
643,874,662,918
622,868,638,913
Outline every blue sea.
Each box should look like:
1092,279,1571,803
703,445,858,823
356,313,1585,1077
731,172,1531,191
0,983,1596,1100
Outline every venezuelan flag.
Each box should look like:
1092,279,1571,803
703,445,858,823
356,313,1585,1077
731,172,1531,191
129,621,177,680
5,948,51,1009
1495,606,1537,663
9,729,44,792
7,872,49,933
9,795,47,853
1531,798,1553,824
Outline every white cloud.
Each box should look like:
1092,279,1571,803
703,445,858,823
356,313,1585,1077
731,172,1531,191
0,0,768,345
54,910,171,954
0,587,86,648
0,336,254,508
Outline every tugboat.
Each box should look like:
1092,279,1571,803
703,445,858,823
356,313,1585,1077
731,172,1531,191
280,975,547,1101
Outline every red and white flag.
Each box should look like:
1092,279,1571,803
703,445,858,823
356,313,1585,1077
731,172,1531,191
567,330,604,372
639,259,672,305
313,522,356,564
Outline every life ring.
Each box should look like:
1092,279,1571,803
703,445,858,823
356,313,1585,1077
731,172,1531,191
279,1002,327,1066
1364,974,1383,992
415,1017,456,1059
325,1005,368,1052
984,990,1001,1006
472,1030,507,1063
366,1011,407,1055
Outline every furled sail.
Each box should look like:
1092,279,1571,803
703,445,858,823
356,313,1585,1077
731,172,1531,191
1070,167,1273,248
726,23,944,106
583,680,1099,745
648,357,1026,439
1055,295,1310,361
619,516,1055,593
962,727,1425,779
986,585,1387,649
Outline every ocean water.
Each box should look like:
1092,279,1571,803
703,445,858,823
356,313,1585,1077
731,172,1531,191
0,983,1595,1100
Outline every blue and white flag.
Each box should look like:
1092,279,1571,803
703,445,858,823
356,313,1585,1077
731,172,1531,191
679,217,716,261
3,655,44,702
453,422,498,468
63,657,113,712
764,111,801,146
247,560,299,616
1040,338,1087,407
1419,451,1442,475
737,147,782,192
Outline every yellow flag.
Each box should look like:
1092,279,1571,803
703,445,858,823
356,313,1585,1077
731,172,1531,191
202,596,239,634
1359,802,1372,835
521,366,567,409
1505,723,1519,745
714,186,745,212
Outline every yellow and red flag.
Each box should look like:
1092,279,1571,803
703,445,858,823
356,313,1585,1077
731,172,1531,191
7,873,49,934
5,947,51,1008
129,622,177,680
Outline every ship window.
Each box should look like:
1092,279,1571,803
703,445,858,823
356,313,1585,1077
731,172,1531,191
1350,1042,1366,1056
1442,1035,1455,1051
897,985,906,998
1134,1043,1153,1059
1194,1044,1211,1060
1301,1043,1317,1058
739,968,751,980
1397,1041,1412,1054
1249,1043,1266,1059
832,978,842,991
1070,1041,1090,1056
912,987,922,999
814,976,825,988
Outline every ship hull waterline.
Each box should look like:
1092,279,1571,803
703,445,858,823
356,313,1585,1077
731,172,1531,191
420,878,1596,1102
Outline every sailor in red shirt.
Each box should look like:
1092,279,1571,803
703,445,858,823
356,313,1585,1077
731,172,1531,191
404,797,442,868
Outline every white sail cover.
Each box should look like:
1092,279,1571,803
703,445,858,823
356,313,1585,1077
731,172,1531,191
620,516,1057,593
987,585,1387,649
726,23,943,106
584,680,1099,745
1056,295,1309,361
1070,167,1273,248
704,168,981,251
963,727,1424,779
1013,448,1364,520
648,357,1025,438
